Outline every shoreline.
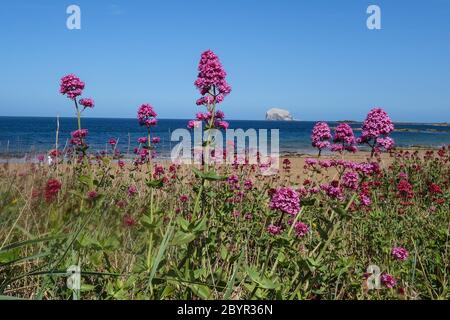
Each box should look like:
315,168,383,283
0,146,444,164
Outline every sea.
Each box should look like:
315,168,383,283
0,117,449,160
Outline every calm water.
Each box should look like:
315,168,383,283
0,117,449,159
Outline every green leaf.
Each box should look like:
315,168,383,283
78,175,94,189
224,248,244,299
171,231,196,246
0,252,49,268
145,178,164,189
220,245,229,261
176,217,190,232
141,215,161,230
80,284,96,292
246,267,279,290
192,167,227,181
332,206,350,219
191,217,207,233
189,284,211,300
102,236,121,251
0,234,68,253
149,225,174,287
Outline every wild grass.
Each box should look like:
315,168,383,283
0,147,448,300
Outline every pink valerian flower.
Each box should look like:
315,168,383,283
320,182,344,200
360,108,394,139
227,174,240,190
137,104,158,127
305,158,318,166
391,247,409,261
311,122,332,155
196,112,208,121
334,123,356,145
354,162,380,176
267,224,283,235
359,194,372,206
128,185,138,196
44,179,62,202
87,190,98,200
294,222,309,238
357,108,395,155
269,187,301,216
381,273,397,288
109,138,117,146
397,179,414,199
151,137,161,144
187,120,201,129
215,110,225,119
153,164,165,178
123,215,136,227
180,195,189,203
332,123,357,153
216,120,229,130
60,74,85,100
139,148,149,159
398,172,408,180
37,154,45,162
376,137,395,151
428,183,442,195
341,171,359,190
79,98,94,108
137,137,148,144
244,179,253,190
118,160,125,168
194,50,231,104
69,129,88,145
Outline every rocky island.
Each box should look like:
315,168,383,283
265,108,294,121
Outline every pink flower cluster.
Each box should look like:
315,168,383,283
191,110,229,130
267,224,283,235
294,221,309,238
137,137,148,144
332,123,357,153
269,187,301,216
305,158,380,177
376,137,395,150
341,171,359,190
60,74,85,100
79,98,95,108
391,247,409,261
194,50,231,105
70,129,88,145
360,108,394,139
44,179,62,202
380,273,396,288
320,182,344,200
311,122,332,152
137,104,158,127
358,108,395,153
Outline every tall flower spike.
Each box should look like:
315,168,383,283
311,122,332,155
137,104,158,127
194,50,231,105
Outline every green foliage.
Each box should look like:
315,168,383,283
0,148,448,300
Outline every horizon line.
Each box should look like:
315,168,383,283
0,115,449,125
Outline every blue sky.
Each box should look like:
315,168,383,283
0,0,449,122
